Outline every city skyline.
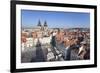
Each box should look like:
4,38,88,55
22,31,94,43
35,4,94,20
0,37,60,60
21,10,90,28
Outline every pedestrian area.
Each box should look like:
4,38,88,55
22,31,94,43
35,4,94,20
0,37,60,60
21,43,81,63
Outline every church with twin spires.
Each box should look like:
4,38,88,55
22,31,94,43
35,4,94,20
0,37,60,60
37,20,48,31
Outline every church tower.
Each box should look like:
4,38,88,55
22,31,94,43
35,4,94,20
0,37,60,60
43,20,48,37
37,20,42,27
37,20,43,30
43,20,48,31
44,21,48,27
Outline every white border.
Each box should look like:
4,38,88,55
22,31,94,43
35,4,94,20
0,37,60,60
16,4,94,69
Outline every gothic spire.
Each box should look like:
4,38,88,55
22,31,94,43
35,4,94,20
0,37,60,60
44,21,47,27
37,20,42,26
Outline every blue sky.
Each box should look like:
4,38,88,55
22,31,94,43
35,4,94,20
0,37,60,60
21,10,90,28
